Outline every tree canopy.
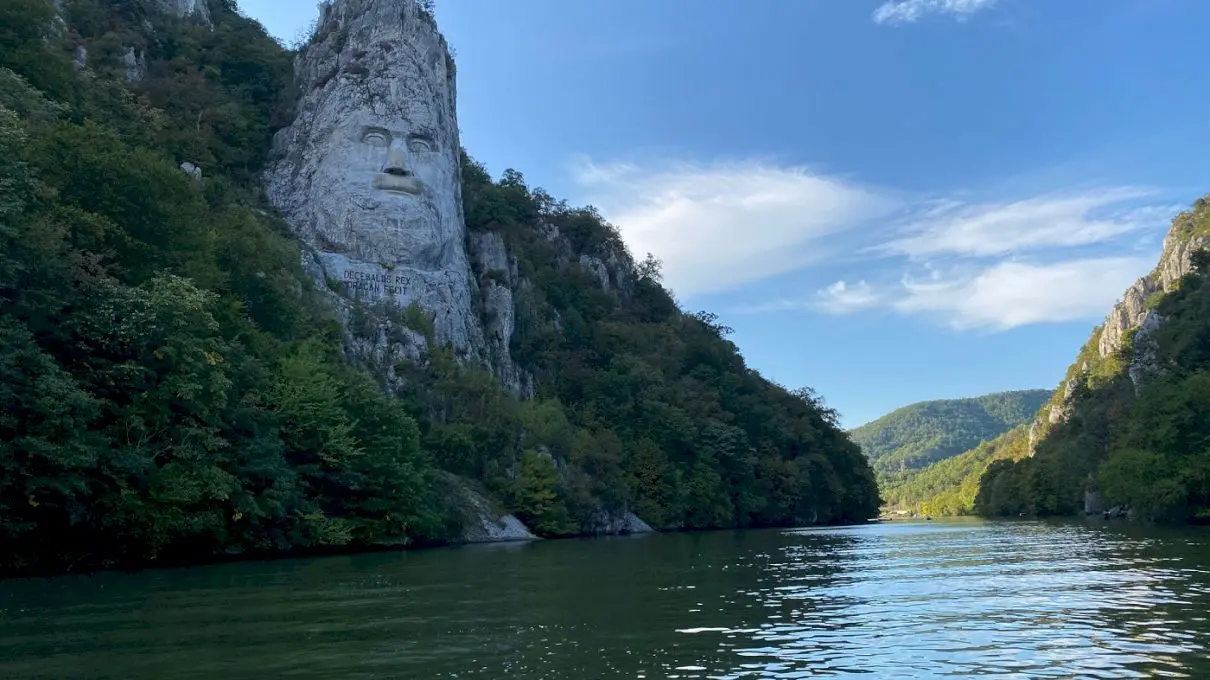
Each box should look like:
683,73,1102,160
0,0,879,575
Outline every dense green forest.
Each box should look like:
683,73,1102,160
851,390,1048,476
880,426,1029,516
0,0,878,575
976,200,1210,523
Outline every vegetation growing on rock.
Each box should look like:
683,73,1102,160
976,200,1210,522
0,0,879,575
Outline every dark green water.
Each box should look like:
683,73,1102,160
3,519,1210,679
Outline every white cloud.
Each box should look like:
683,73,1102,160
570,158,897,297
815,280,884,314
873,0,998,25
568,151,1179,333
875,188,1167,258
810,256,1152,331
896,257,1152,330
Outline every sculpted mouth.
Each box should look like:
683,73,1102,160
374,173,424,195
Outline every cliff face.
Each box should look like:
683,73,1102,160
1096,231,1209,362
263,0,659,537
158,0,210,25
976,197,1210,519
265,0,530,396
1032,210,1210,450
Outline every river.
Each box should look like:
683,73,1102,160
2,519,1209,678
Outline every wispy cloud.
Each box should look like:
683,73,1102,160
570,158,897,297
874,188,1161,258
890,257,1152,330
794,256,1150,331
873,0,999,25
570,151,1179,333
815,280,885,314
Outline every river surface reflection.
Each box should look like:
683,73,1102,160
2,519,1209,678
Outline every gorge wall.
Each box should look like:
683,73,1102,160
1030,209,1210,451
977,196,1210,520
263,0,639,539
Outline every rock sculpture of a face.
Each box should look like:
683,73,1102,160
266,0,483,356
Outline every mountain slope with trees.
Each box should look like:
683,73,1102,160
976,199,1210,522
880,426,1030,516
851,390,1050,477
0,0,878,576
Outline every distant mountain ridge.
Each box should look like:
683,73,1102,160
850,390,1052,476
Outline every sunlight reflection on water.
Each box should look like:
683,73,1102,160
1,520,1209,679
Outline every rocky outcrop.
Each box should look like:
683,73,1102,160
120,46,145,84
179,161,202,182
469,230,532,397
1027,417,1042,453
579,254,610,290
584,510,654,535
266,0,490,378
444,475,538,543
1128,310,1164,393
1097,231,1209,361
156,0,212,25
72,45,87,71
1047,376,1076,425
1031,200,1210,454
1158,231,1210,290
1098,277,1158,359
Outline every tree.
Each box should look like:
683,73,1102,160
637,252,663,282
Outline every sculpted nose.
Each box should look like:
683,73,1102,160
383,139,411,176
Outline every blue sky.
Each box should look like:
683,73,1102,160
240,0,1210,427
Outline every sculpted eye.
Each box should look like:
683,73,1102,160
407,136,434,153
362,129,390,147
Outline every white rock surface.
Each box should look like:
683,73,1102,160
266,0,487,367
158,0,211,25
579,254,610,290
1128,309,1165,393
447,476,538,543
469,231,531,396
584,509,655,535
1098,231,1209,361
180,161,202,181
121,46,145,84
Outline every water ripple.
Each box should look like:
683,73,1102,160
1,520,1209,678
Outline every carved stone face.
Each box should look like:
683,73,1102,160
307,105,458,266
266,0,484,354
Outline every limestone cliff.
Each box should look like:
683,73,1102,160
160,0,210,24
265,0,531,397
1031,199,1210,452
264,0,657,538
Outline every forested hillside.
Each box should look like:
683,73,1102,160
0,0,878,575
851,390,1049,476
881,426,1029,516
977,199,1210,522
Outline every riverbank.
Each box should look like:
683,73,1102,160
0,517,879,580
